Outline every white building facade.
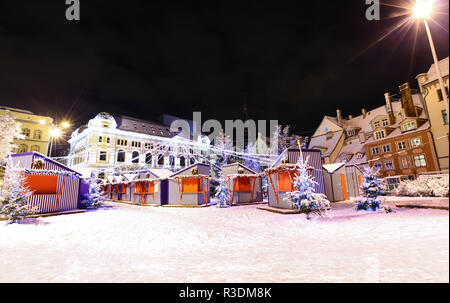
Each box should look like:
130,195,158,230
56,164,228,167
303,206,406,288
67,112,211,177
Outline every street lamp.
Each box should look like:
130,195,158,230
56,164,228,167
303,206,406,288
412,0,449,122
61,121,71,129
48,128,62,157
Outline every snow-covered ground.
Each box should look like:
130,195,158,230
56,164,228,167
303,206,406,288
0,202,448,282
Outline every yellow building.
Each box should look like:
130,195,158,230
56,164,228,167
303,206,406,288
416,57,449,171
0,106,53,156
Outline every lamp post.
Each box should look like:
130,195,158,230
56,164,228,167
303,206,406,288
48,128,62,157
413,0,449,122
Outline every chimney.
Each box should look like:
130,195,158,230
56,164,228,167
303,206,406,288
362,108,367,119
384,92,395,125
336,109,343,125
399,82,416,117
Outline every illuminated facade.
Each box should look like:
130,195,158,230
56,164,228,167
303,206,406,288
67,112,211,177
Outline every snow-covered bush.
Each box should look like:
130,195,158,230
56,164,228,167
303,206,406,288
284,155,331,219
355,167,390,212
0,156,35,223
393,175,449,197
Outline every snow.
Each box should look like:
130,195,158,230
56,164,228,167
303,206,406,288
0,202,448,282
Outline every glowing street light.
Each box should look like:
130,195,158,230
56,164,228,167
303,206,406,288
412,0,449,125
49,128,62,138
412,0,433,19
61,121,71,129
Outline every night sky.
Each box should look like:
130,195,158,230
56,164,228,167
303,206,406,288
0,0,448,136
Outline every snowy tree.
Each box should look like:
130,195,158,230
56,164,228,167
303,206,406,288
243,142,261,173
270,124,309,155
215,171,231,208
0,113,23,164
284,155,331,219
355,167,390,212
83,173,106,209
0,156,35,223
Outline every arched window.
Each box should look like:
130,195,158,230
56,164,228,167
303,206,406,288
158,154,164,166
169,155,175,166
145,153,152,164
30,145,40,152
18,144,28,153
190,157,196,165
33,130,42,139
132,151,139,163
179,156,186,167
117,150,126,162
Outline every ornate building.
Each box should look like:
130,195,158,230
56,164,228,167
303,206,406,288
67,112,211,177
309,82,440,189
0,106,54,155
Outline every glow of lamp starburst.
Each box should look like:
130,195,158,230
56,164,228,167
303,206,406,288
413,0,434,19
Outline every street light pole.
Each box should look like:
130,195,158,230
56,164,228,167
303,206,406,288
423,19,449,122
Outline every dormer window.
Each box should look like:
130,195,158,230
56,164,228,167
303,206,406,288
374,130,385,140
374,121,380,128
403,121,416,131
347,129,355,137
382,119,389,126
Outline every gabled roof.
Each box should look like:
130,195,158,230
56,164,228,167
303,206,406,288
170,162,210,177
222,162,258,175
322,162,345,174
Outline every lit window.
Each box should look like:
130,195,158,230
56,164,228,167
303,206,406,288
30,145,40,152
374,162,382,170
413,155,426,167
411,137,422,147
400,157,409,169
442,110,448,125
33,130,42,139
403,121,416,131
384,160,394,170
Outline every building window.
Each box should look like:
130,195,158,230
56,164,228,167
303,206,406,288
384,160,394,170
442,110,449,125
374,130,385,140
145,153,152,164
99,151,107,161
117,139,127,146
18,144,28,153
117,150,125,162
413,154,427,167
373,161,382,170
382,144,391,153
382,119,389,126
30,145,40,152
411,137,422,148
132,151,139,163
33,130,42,139
131,141,141,148
157,154,164,165
400,157,409,169
374,121,380,128
179,156,186,167
437,87,449,101
145,143,153,149
397,141,407,150
371,147,379,155
98,136,103,143
22,128,31,137
347,129,355,137
106,137,110,144
403,121,416,131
